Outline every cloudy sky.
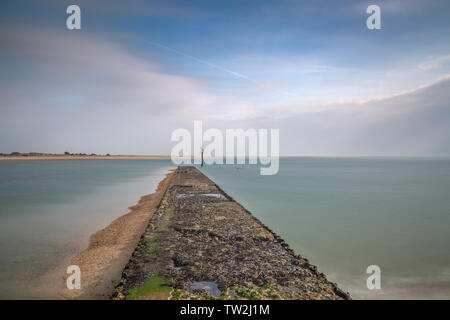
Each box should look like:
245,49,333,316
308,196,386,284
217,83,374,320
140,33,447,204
1,0,450,156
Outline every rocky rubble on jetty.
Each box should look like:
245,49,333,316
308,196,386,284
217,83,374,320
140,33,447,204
113,166,350,300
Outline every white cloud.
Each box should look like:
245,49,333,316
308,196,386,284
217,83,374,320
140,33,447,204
1,24,450,156
216,75,450,156
0,25,218,116
0,24,245,153
418,55,450,71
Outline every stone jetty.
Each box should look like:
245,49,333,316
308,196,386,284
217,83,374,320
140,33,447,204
113,166,350,300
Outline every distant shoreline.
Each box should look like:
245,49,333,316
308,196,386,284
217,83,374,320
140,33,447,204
1,155,443,162
0,155,171,161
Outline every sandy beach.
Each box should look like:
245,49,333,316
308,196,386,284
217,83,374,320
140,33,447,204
59,169,175,299
0,155,171,161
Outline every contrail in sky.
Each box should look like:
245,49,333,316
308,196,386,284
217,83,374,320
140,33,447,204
143,39,296,97
142,40,260,84
143,40,259,84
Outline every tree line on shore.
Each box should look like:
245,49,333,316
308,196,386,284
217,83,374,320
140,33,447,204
0,152,111,157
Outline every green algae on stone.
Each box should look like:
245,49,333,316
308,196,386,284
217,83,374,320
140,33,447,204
114,167,350,301
126,276,172,300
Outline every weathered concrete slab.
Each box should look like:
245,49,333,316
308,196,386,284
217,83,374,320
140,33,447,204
113,166,350,300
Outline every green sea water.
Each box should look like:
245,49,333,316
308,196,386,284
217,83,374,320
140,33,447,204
199,158,450,299
0,160,173,299
0,158,449,299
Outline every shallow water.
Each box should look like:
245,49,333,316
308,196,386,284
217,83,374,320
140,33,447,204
199,158,450,299
1,158,449,299
0,160,174,299
189,281,221,298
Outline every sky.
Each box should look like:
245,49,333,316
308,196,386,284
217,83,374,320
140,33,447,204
1,0,450,156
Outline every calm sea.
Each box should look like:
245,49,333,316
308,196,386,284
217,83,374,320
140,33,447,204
0,160,173,299
0,158,449,299
199,158,450,299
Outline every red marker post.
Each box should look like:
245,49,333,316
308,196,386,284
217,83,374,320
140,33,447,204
201,147,204,167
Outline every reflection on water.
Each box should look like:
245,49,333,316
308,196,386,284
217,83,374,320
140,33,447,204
0,160,174,299
199,158,450,299
189,281,221,298
1,158,449,299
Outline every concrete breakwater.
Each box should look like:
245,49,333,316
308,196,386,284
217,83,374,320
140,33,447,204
113,166,350,300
